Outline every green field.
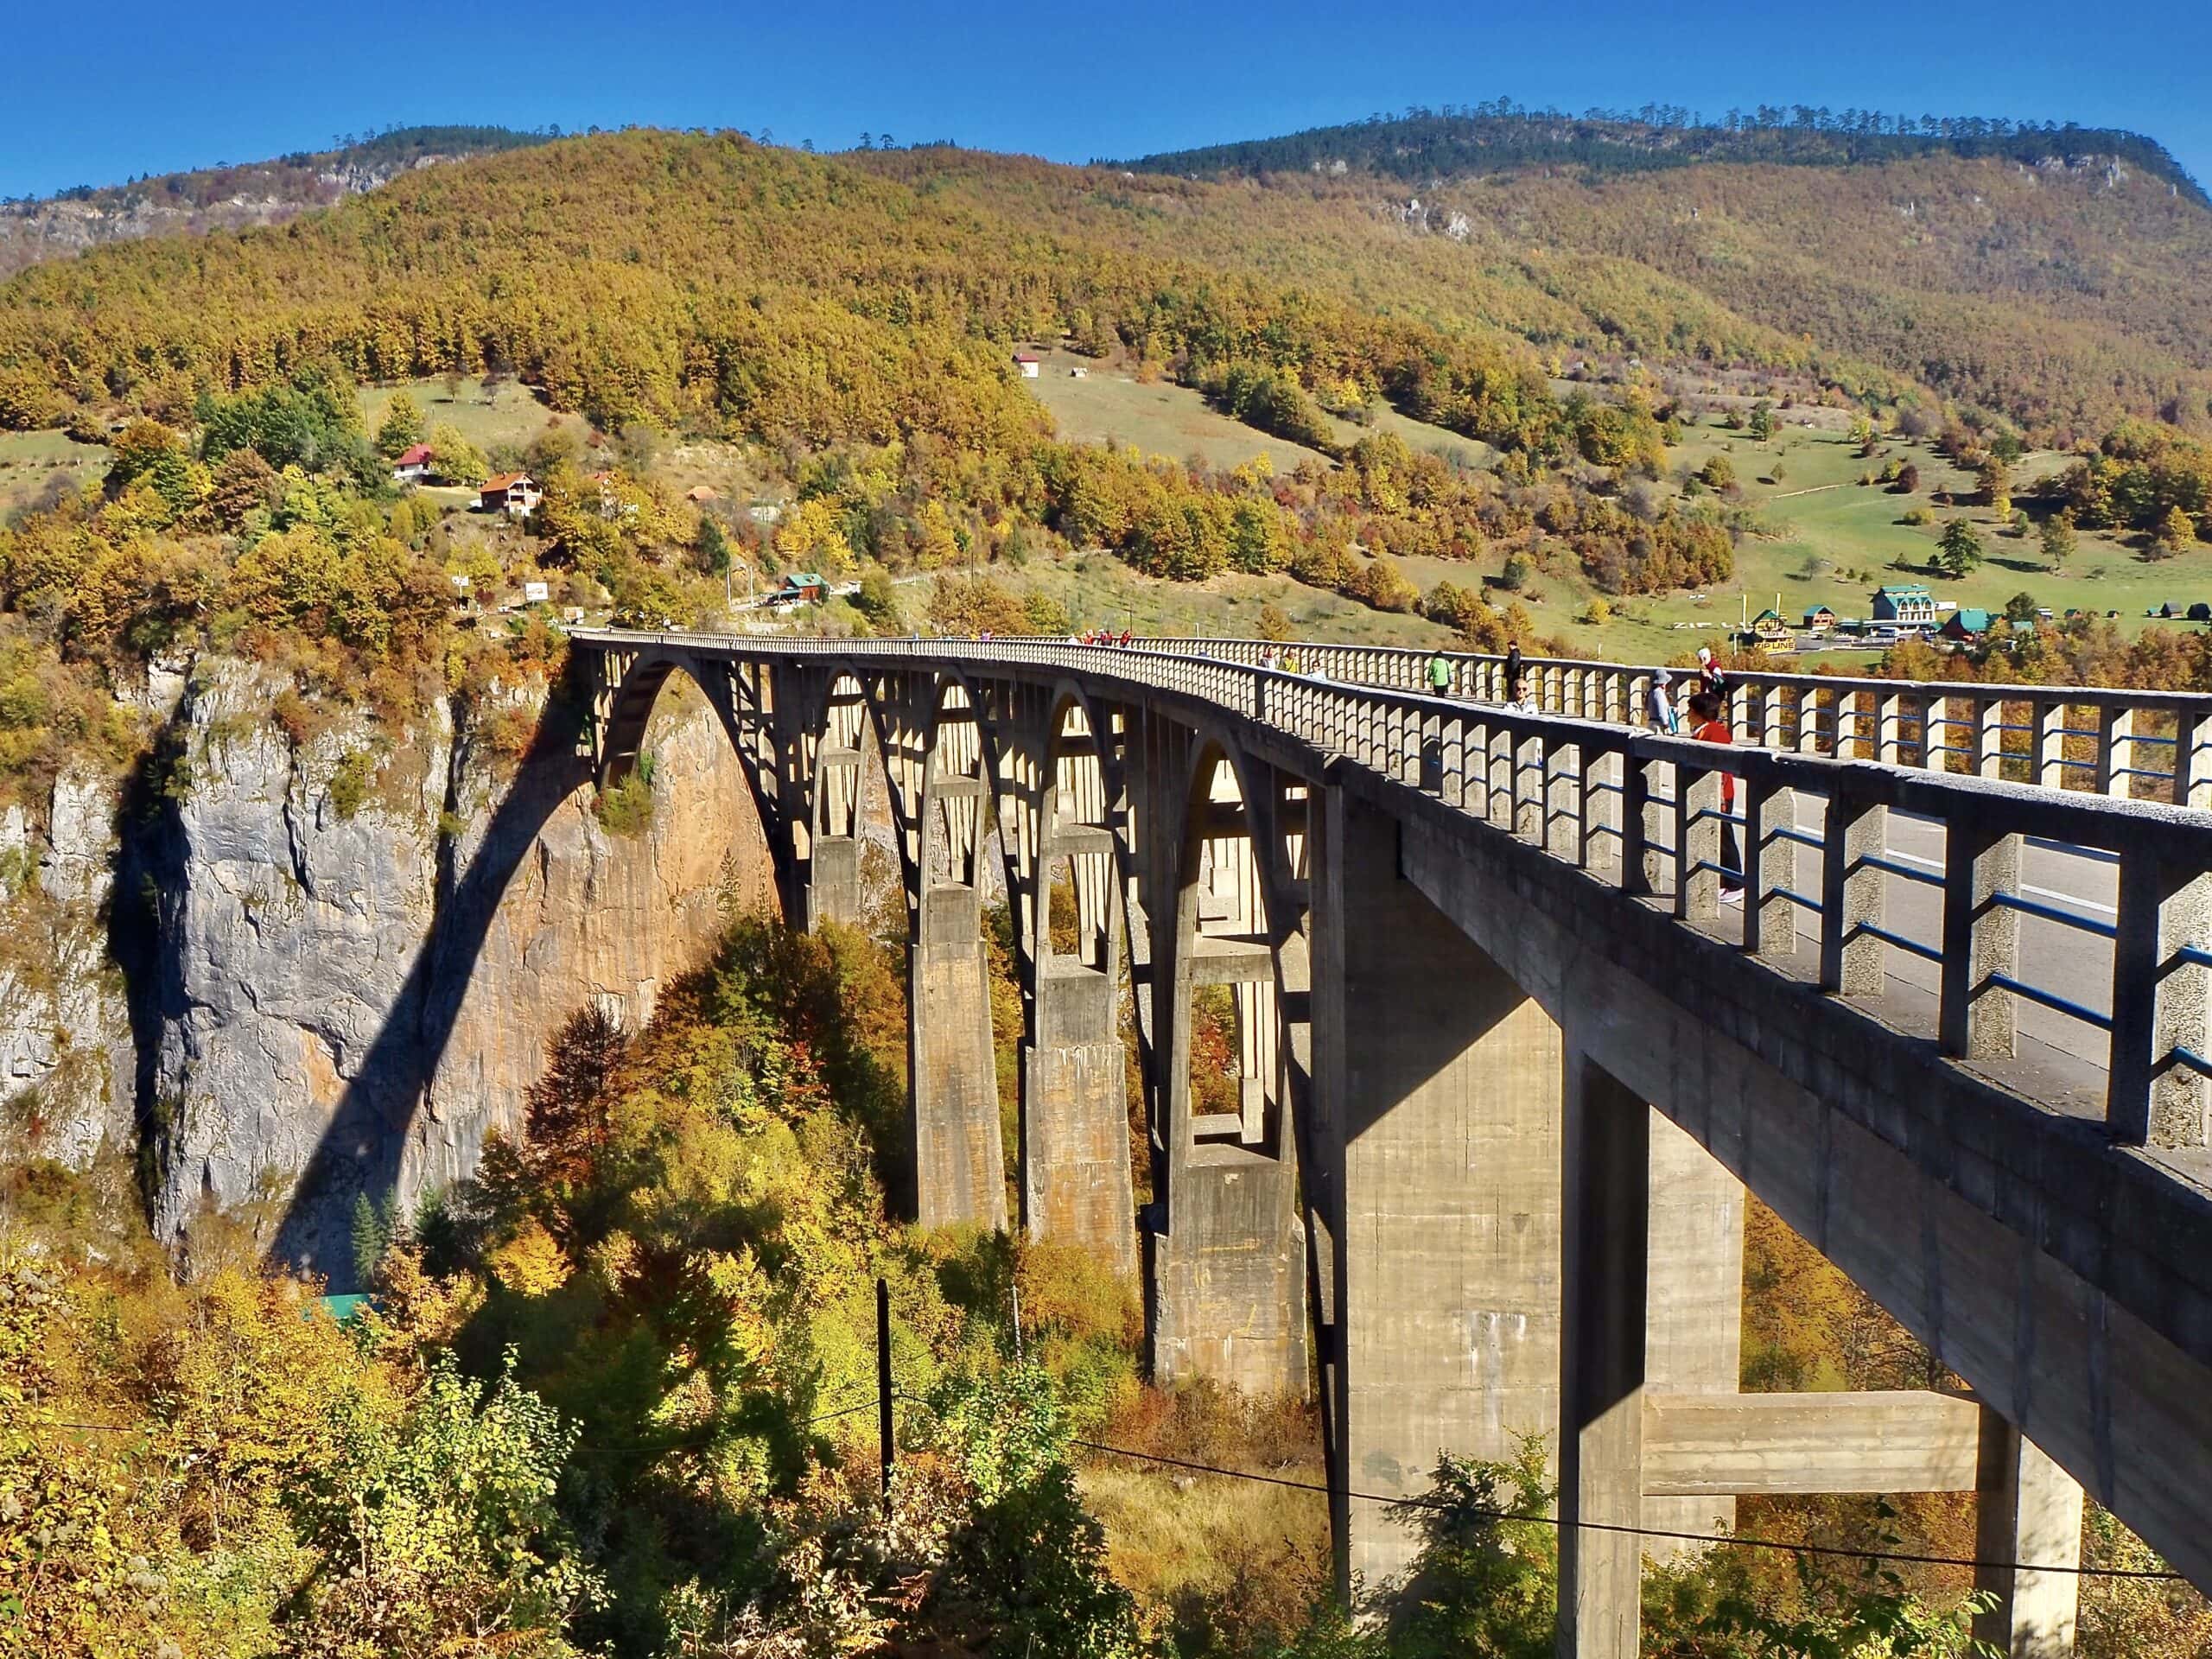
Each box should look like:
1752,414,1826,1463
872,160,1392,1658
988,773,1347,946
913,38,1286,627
1024,353,1495,479
1373,419,2212,664
866,551,1449,651
1640,422,2212,652
1023,354,1331,473
359,376,592,462
0,429,108,519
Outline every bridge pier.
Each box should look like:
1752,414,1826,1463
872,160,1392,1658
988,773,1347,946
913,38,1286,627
806,833,862,927
1026,957,1137,1276
1152,750,1306,1395
1974,1414,2086,1658
1317,787,1563,1591
1021,737,1138,1278
1318,793,1745,1597
910,880,1007,1230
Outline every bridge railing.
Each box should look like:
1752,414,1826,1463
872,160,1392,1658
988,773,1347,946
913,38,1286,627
1141,636,2212,808
580,631,2212,1154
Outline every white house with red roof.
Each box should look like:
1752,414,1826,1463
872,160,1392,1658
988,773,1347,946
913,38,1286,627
391,443,434,484
480,473,541,516
1013,352,1041,378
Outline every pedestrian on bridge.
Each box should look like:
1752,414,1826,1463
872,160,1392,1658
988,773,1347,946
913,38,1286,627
1504,642,1526,707
1648,668,1679,734
1426,648,1454,696
1687,690,1744,904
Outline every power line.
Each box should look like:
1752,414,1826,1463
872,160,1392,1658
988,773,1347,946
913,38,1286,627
1065,1438,2188,1584
49,1391,2191,1583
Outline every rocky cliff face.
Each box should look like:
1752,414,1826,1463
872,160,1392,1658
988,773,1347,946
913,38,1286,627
0,658,771,1282
0,783,136,1167
0,149,507,279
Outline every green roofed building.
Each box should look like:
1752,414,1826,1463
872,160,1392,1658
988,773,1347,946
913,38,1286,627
1871,583,1937,626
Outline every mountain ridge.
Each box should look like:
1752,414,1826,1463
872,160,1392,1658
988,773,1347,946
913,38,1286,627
1105,105,2204,201
0,124,552,279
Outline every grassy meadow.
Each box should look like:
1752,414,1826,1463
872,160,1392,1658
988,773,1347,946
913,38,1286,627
0,427,108,519
358,374,593,460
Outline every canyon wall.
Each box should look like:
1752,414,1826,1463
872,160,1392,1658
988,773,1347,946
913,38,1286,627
0,659,772,1283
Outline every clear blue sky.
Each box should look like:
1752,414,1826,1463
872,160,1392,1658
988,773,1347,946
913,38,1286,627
6,0,2210,200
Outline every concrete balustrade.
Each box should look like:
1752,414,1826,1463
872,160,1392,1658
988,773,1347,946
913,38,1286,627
574,629,2212,1656
1160,635,2212,806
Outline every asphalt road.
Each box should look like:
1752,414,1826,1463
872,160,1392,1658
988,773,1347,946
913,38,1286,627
1785,803,2116,1068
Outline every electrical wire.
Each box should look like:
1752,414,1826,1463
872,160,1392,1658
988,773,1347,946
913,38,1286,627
1065,1437,2187,1583
44,1393,2190,1582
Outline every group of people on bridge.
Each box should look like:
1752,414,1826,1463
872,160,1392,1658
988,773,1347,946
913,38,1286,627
1421,640,1748,901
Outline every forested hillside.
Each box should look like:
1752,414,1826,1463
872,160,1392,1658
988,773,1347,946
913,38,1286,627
1112,103,2200,194
10,113,2212,452
1112,109,2212,441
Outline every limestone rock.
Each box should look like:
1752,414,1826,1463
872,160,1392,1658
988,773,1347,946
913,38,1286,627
138,664,772,1281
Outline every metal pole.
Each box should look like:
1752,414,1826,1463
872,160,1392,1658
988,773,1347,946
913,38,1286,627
876,1276,893,1519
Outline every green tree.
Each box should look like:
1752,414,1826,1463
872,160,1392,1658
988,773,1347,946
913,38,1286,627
696,512,731,576
1698,454,1735,491
1979,454,2012,518
854,564,902,631
2005,590,2041,624
376,391,426,459
2035,512,2070,570
1376,1446,1555,1659
1748,401,1777,442
1936,518,1983,577
296,1351,600,1656
2155,503,2197,556
428,422,490,487
1353,556,1420,613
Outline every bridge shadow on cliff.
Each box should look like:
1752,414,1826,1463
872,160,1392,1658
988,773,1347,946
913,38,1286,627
271,670,597,1284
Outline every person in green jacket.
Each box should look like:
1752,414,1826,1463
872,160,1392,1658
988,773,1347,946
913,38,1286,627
1426,649,1454,696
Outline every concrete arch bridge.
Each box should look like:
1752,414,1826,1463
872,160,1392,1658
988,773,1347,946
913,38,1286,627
573,629,2212,1658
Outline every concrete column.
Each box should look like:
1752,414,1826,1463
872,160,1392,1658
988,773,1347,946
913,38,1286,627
1559,1049,1648,1659
807,834,862,927
1974,1413,2085,1659
1025,957,1138,1280
1821,794,1887,996
2097,705,2135,798
911,880,1007,1230
1317,788,1564,1595
1642,1114,1741,1546
1942,826,2020,1060
2033,700,2069,789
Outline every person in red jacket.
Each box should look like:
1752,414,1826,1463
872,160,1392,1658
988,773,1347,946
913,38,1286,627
1686,691,1743,903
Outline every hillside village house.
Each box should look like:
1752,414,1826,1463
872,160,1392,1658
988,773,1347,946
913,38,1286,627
769,572,828,608
1014,352,1041,378
391,443,433,484
1871,583,1937,627
480,473,541,516
1938,607,1994,644
1802,605,1838,632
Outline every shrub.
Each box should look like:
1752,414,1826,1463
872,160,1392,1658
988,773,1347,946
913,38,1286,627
327,746,378,820
595,765,654,836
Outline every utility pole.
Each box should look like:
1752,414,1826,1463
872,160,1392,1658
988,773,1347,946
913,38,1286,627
877,1276,893,1520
